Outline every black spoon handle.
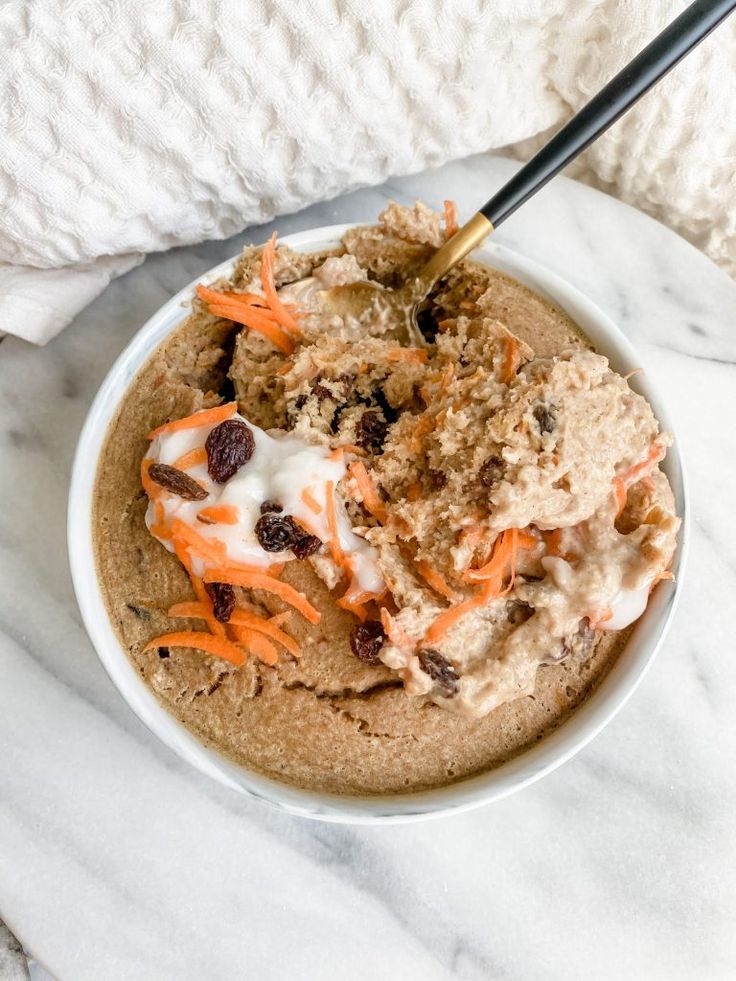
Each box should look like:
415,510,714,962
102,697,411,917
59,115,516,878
480,0,736,228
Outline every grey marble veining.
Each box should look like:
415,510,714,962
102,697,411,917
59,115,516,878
1,155,735,981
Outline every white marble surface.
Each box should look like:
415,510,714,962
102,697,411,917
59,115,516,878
1,155,735,980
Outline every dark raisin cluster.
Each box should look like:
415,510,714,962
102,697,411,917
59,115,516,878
254,511,322,557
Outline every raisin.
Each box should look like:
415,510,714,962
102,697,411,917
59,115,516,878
416,305,440,342
311,383,334,402
293,394,308,411
533,404,557,434
356,410,388,454
291,527,323,559
205,419,254,482
479,456,504,488
417,648,459,697
126,603,151,621
255,512,299,552
371,387,399,425
204,581,236,623
260,500,283,515
559,617,596,660
158,646,170,659
350,621,385,664
507,601,533,625
148,463,208,501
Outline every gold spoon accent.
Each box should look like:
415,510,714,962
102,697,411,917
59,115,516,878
321,0,735,344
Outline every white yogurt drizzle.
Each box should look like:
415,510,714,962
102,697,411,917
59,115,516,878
145,410,384,595
540,555,652,631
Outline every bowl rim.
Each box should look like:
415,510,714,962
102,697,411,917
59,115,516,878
67,222,689,823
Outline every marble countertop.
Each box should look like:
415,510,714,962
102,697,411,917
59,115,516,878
1,155,735,981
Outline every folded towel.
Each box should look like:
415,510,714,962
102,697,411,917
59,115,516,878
0,0,733,343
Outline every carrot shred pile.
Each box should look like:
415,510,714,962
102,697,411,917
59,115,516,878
228,625,279,666
426,528,534,642
195,234,302,355
203,568,321,624
143,631,246,666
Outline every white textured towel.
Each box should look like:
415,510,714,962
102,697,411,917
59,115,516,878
0,0,734,343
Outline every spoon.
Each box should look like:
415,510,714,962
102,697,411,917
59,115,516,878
322,0,736,344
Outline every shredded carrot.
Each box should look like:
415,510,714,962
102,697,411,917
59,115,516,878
147,403,237,440
517,528,539,549
206,301,295,354
462,529,515,583
415,561,459,603
333,443,366,457
424,577,497,644
140,458,160,499
543,528,565,558
337,586,387,621
196,505,239,525
501,337,518,385
227,624,279,666
588,608,613,629
613,477,627,516
228,609,300,658
301,487,323,515
168,537,226,637
324,480,347,569
386,347,429,365
444,199,458,238
143,631,246,666
196,284,264,310
172,447,208,471
260,233,301,336
329,447,345,462
440,362,455,392
167,601,212,620
380,608,414,649
619,442,666,488
336,594,369,621
171,520,228,567
203,568,321,624
348,461,388,523
410,413,434,454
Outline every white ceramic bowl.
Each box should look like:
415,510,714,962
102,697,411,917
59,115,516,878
68,224,688,823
